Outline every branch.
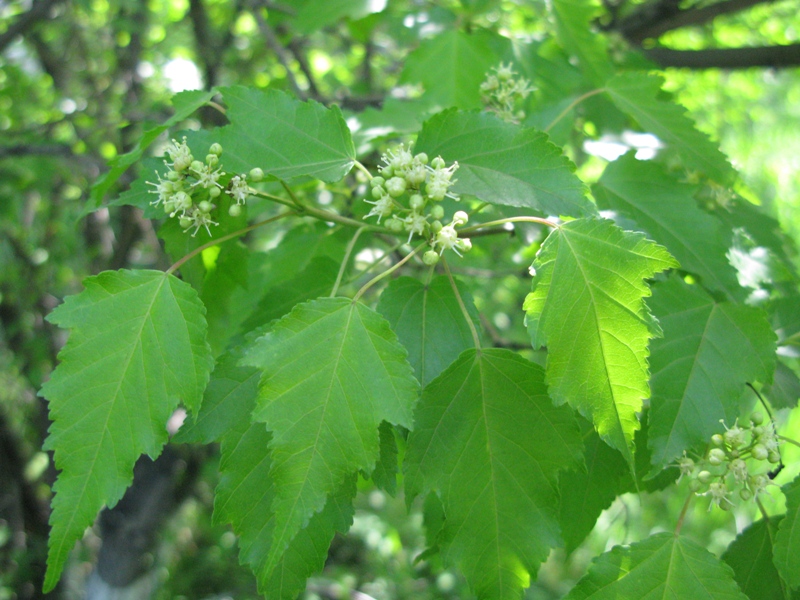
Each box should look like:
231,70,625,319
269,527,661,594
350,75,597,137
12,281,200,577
252,5,307,99
0,0,64,54
188,0,221,88
621,0,779,42
644,43,800,69
285,34,322,100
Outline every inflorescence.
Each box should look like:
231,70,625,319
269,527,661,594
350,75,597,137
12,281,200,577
148,138,264,236
363,144,471,266
677,412,782,510
480,63,534,124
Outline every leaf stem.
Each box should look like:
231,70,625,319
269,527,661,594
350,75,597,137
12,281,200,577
674,490,694,535
778,435,800,449
543,88,605,133
165,211,295,276
353,242,427,303
207,100,227,115
331,226,366,297
250,188,389,233
281,180,305,210
442,257,481,351
354,160,373,180
459,216,558,235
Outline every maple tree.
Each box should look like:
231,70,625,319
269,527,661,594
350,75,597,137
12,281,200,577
3,0,800,598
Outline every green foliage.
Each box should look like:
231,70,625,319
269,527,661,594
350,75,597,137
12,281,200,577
416,109,594,217
564,533,748,599
558,422,630,553
401,30,510,109
376,275,480,387
215,87,356,182
604,73,735,183
647,277,776,469
39,270,213,590
594,153,742,300
240,297,419,575
12,1,800,598
404,349,582,600
723,518,788,600
774,475,800,590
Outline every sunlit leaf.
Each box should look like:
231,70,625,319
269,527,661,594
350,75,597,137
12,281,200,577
524,218,677,466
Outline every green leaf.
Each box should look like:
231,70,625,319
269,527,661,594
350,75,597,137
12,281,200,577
723,518,789,600
214,418,357,599
88,89,216,215
647,277,776,470
286,0,384,33
594,153,743,301
405,349,582,600
712,197,800,279
371,421,399,495
765,360,800,410
604,73,734,184
215,86,356,182
523,218,677,465
39,270,213,591
376,275,480,387
770,295,800,346
550,0,613,86
240,256,341,332
564,533,748,600
108,157,165,218
416,109,593,217
775,474,800,590
241,297,418,574
401,29,509,109
559,420,630,554
173,344,261,445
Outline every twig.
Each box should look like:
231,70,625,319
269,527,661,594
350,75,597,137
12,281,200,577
166,211,295,275
253,6,306,99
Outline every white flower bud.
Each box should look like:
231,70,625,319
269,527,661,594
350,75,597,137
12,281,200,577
409,194,425,211
386,177,407,198
422,250,440,266
453,211,469,226
751,444,768,461
708,448,726,466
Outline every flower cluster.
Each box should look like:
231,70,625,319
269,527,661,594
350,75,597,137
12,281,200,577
678,412,781,510
147,138,263,236
363,144,471,265
480,63,534,124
